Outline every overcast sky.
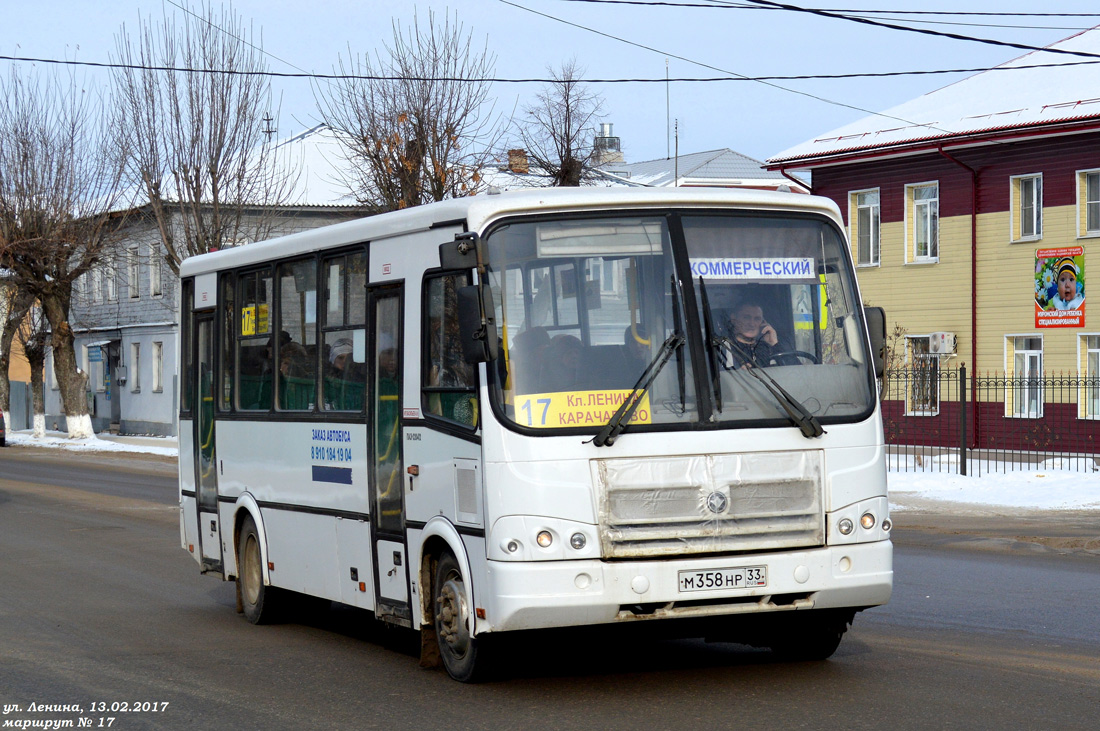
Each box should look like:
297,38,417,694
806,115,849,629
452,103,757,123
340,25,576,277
5,1,1100,165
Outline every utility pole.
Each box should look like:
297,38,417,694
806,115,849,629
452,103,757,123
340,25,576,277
666,58,670,160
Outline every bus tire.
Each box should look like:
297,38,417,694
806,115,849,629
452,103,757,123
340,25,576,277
433,551,490,682
769,611,851,661
237,515,280,624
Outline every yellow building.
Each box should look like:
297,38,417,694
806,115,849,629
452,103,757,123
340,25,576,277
768,28,1100,452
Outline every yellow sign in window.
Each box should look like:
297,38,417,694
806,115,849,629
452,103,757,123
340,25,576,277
256,304,270,334
241,306,256,336
515,390,652,429
241,304,270,337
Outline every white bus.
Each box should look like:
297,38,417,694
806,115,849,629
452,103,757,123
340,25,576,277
178,187,891,682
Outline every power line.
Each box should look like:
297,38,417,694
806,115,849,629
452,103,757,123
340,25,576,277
750,7,1100,17
498,0,955,136
5,52,1098,84
560,0,1100,15
163,0,313,76
734,1,1100,59
556,0,1097,30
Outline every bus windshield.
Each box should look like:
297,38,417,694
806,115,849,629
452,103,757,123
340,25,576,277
485,212,874,434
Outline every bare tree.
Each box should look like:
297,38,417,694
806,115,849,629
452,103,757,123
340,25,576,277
0,280,33,430
0,66,128,439
317,10,500,211
14,303,48,438
113,3,296,274
512,59,605,187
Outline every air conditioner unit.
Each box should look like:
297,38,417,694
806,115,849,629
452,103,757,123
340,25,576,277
928,332,957,355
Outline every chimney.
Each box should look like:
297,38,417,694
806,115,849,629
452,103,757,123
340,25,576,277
594,123,623,166
507,149,529,174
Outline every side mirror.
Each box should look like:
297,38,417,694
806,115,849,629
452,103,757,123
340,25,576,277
456,285,499,364
863,306,886,378
439,232,480,270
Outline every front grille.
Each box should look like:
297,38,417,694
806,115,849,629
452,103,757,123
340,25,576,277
594,451,824,558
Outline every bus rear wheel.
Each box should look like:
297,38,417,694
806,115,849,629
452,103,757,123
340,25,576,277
237,515,281,624
433,551,490,682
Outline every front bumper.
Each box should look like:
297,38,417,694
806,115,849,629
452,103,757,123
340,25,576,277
480,539,892,633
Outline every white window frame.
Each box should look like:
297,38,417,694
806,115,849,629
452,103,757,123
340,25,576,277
1006,335,1043,418
128,247,140,299
149,246,163,297
1077,169,1100,238
905,335,940,416
906,182,939,264
1011,173,1043,242
105,263,117,303
93,348,105,393
130,342,141,393
152,341,164,393
850,188,881,267
1079,334,1100,419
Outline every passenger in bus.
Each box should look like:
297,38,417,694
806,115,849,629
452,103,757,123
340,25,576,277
279,342,310,378
375,337,402,502
278,342,313,409
428,315,473,388
328,338,354,378
725,301,783,368
325,337,364,410
542,334,583,391
427,317,477,424
264,330,293,368
509,326,550,395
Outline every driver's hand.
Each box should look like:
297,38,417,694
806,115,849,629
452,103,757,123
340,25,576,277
761,323,778,346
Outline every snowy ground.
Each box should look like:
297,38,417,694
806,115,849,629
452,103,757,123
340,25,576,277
5,429,1099,512
4,429,179,458
889,469,1100,512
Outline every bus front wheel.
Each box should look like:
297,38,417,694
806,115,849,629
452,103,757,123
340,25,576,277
237,515,280,624
433,551,490,682
768,611,852,661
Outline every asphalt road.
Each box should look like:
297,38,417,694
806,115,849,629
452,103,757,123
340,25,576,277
1,446,1098,730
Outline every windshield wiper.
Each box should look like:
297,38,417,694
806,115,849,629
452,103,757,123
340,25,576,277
713,336,825,439
592,332,685,447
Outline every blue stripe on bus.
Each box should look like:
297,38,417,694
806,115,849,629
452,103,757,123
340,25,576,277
312,466,353,485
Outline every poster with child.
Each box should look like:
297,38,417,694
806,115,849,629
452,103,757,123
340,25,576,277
1035,246,1085,328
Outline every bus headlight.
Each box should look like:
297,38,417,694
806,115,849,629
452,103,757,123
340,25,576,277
860,513,876,530
838,518,854,536
501,539,520,554
570,532,587,550
536,530,553,548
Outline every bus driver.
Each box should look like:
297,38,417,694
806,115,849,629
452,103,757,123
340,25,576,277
725,301,782,369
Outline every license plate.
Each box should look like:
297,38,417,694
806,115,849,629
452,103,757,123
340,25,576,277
678,566,767,592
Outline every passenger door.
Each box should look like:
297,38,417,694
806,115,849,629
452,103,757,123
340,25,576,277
367,284,410,621
193,313,223,574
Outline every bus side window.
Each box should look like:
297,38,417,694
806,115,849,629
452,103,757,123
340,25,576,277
236,269,274,411
423,272,477,426
218,274,235,412
276,259,318,411
322,250,368,411
180,279,194,414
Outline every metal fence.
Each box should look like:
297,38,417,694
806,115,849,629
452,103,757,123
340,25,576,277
882,365,1100,474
